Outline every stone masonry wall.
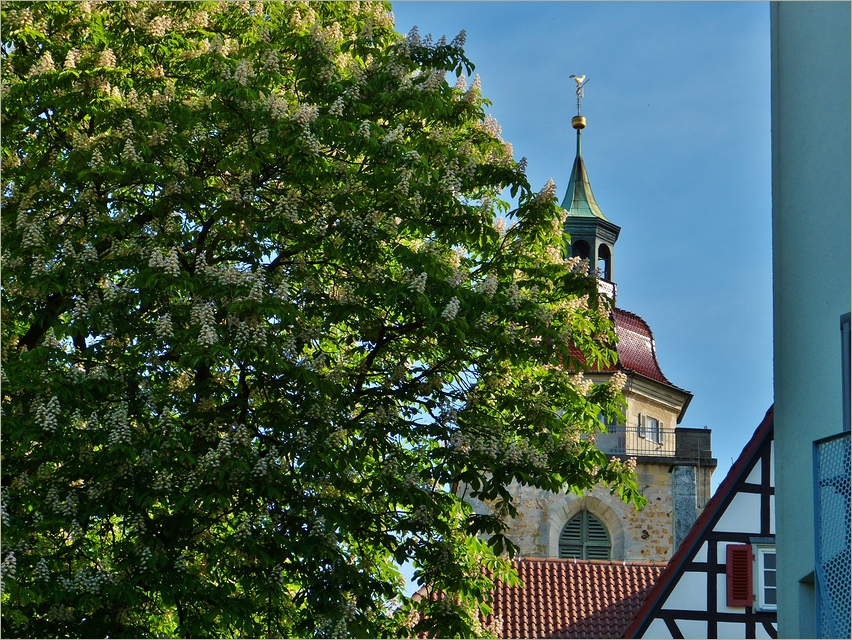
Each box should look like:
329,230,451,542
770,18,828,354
462,384,708,562
466,459,677,563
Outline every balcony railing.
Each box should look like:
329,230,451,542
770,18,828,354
814,431,851,639
595,425,677,458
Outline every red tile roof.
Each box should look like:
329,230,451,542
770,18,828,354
569,307,692,413
610,309,673,387
416,558,665,639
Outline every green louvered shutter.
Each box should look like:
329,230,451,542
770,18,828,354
559,511,611,560
585,514,611,559
559,514,584,558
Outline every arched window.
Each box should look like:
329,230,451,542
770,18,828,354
559,511,612,560
572,240,591,261
597,244,611,281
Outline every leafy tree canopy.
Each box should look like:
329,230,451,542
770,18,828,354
1,1,642,637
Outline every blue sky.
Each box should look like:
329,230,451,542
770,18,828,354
392,2,773,490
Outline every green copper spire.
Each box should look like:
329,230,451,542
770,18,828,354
562,76,620,284
560,128,610,221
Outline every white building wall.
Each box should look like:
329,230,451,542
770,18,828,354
661,571,706,611
714,492,761,533
643,618,672,638
770,3,851,637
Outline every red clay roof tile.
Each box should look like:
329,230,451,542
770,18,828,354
569,307,690,396
416,558,665,639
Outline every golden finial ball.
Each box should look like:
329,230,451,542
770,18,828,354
572,115,587,130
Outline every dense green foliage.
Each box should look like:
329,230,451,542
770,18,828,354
1,2,642,637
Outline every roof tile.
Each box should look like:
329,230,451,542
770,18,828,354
417,558,665,639
570,307,690,395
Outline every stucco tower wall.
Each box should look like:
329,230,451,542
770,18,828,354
770,2,851,637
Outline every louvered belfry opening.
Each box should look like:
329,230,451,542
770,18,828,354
559,511,612,560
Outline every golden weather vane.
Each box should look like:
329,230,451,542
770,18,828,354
569,74,589,116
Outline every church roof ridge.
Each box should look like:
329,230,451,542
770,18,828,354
515,556,669,568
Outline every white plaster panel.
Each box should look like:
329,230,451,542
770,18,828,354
756,621,776,639
717,621,747,638
715,492,761,533
692,541,708,563
769,494,775,534
642,618,673,639
717,573,748,614
676,619,708,639
745,459,762,485
769,441,774,487
661,571,706,611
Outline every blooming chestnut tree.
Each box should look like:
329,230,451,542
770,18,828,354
1,1,642,637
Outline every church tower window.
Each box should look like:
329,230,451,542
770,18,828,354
559,511,612,560
597,244,612,281
572,239,591,261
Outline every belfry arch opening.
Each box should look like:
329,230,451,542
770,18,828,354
572,239,591,263
598,244,611,281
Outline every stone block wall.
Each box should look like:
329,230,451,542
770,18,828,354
465,458,678,563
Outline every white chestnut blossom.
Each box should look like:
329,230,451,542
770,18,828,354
383,124,405,145
98,48,116,68
147,15,172,38
408,272,427,293
546,245,562,263
191,301,218,346
155,314,173,338
537,178,557,203
478,274,498,298
34,558,50,582
90,149,106,170
1,552,17,584
34,396,61,432
329,95,344,117
481,114,502,139
609,370,627,391
234,59,252,85
121,139,140,163
30,51,55,76
506,283,521,307
64,49,80,69
292,103,319,125
105,403,132,447
463,74,481,103
190,10,209,28
441,297,460,321
262,48,279,71
571,371,593,396
301,129,321,155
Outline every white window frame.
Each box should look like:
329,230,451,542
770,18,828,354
639,414,663,444
755,545,777,611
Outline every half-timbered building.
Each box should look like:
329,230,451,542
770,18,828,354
623,407,777,639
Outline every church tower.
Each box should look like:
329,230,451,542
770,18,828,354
561,111,620,285
468,81,717,563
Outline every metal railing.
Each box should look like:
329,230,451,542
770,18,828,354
814,431,851,639
595,425,677,458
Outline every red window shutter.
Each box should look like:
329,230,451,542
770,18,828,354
726,545,754,607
